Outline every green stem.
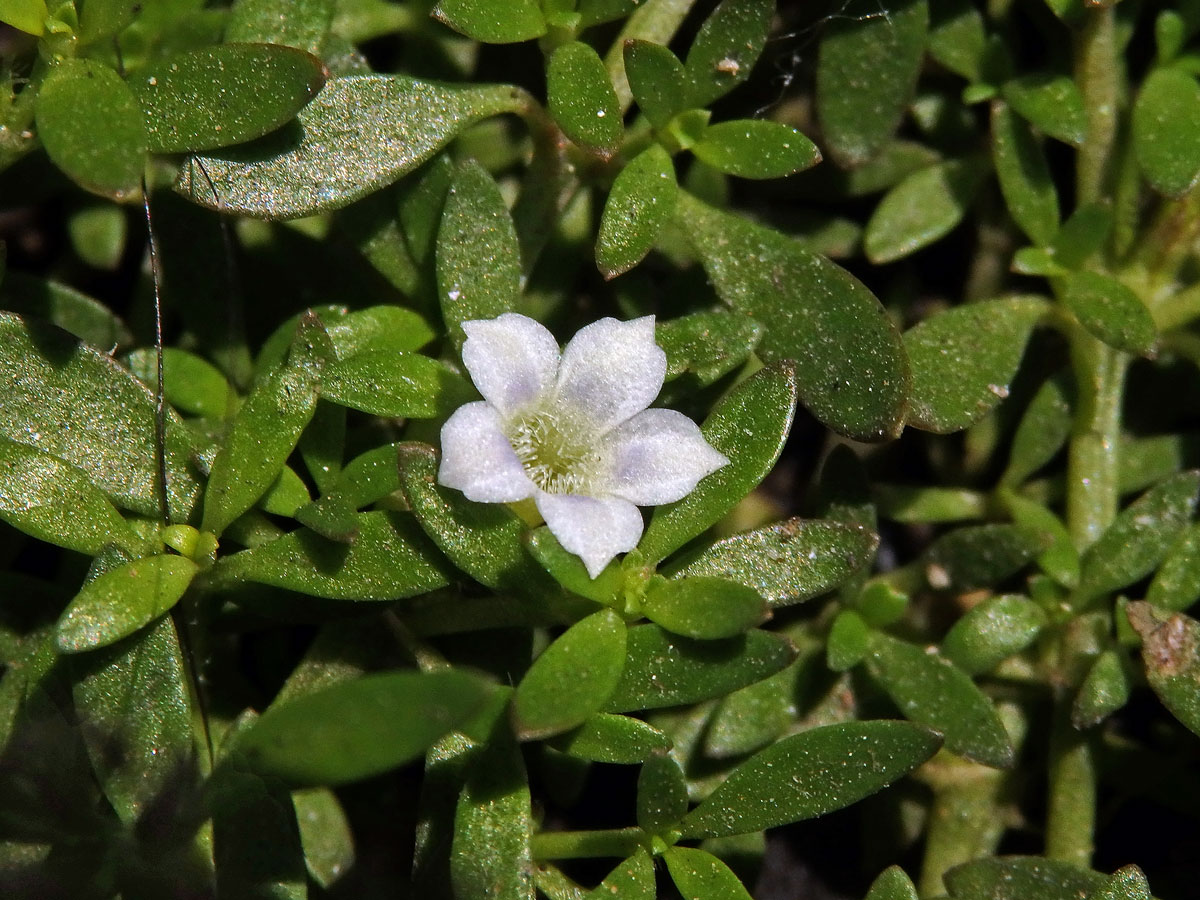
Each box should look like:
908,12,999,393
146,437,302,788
919,770,1008,897
1045,703,1096,866
1074,5,1119,207
532,828,645,861
604,0,697,112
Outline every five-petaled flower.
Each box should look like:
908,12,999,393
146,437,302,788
438,313,729,578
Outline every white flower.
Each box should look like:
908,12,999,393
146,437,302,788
438,313,729,578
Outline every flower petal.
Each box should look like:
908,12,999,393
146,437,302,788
596,408,729,505
462,313,560,418
553,316,667,433
535,491,644,578
439,401,534,502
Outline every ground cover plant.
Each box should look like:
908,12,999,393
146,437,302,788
1,0,1200,897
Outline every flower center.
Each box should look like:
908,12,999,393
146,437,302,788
508,409,598,494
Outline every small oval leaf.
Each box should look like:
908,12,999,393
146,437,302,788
692,120,821,180
547,41,622,152
643,576,767,639
1132,67,1200,198
596,144,678,279
1062,271,1157,356
864,159,985,264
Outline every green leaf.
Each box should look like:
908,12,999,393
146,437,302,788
679,720,940,838
71,615,195,824
1078,471,1200,604
596,144,678,279
178,76,527,219
677,193,908,441
437,159,522,348
526,526,623,603
692,120,821,180
293,787,355,889
1087,865,1151,900
928,0,987,80
705,663,798,757
827,609,871,672
132,44,326,153
0,436,145,556
326,305,436,357
1132,68,1200,197
56,554,198,654
1062,271,1157,356
586,849,655,900
866,866,920,900
258,465,311,517
683,0,773,107
549,713,671,764
547,41,622,152
432,0,545,43
202,314,326,536
637,749,687,832
1147,523,1200,611
68,204,127,270
0,316,201,520
816,0,929,166
215,510,452,600
1071,649,1131,729
866,632,1014,768
671,518,878,607
1050,202,1112,270
226,0,334,54
656,311,761,386
513,610,628,740
944,857,1106,900
35,59,146,201
321,350,452,417
126,347,232,419
1,0,46,35
399,443,554,595
992,104,1059,247
924,523,1044,591
1128,603,1200,738
643,576,767,639
1001,374,1072,486
604,624,794,712
451,722,534,900
904,296,1048,433
865,159,984,263
639,363,797,563
664,847,753,900
235,669,492,785
941,594,1048,675
1002,74,1088,146
624,40,686,129
0,272,132,350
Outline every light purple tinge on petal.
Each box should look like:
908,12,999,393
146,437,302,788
596,407,729,506
462,313,560,418
438,401,534,502
553,316,667,433
535,491,645,578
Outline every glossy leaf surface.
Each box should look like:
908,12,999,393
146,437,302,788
551,713,671,764
1147,523,1200,612
321,350,451,417
683,0,773,107
664,847,753,900
624,40,685,129
225,0,334,53
941,594,1048,675
692,120,821,180
433,0,545,43
547,41,621,152
596,144,678,279
643,576,767,639
944,856,1106,900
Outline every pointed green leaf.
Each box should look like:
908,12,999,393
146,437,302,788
683,0,773,107
1003,74,1088,146
677,193,908,441
56,554,198,653
1072,649,1131,729
126,347,232,419
664,847,753,900
1128,603,1200,738
258,465,311,517
0,437,145,556
604,624,794,712
644,576,767,639
992,103,1059,247
924,523,1045,591
1147,523,1200,612
928,0,986,80
586,849,655,900
866,632,1014,768
671,518,878,607
1078,471,1200,604
202,315,326,536
1,0,46,35
640,363,797,563
550,713,671,764
293,787,355,889
866,866,919,900
657,311,761,386
828,609,871,672
1062,271,1157,356
226,0,334,54
817,0,929,166
547,41,622,152
35,59,146,201
0,272,132,350
679,720,941,838
71,615,195,823
437,159,522,348
527,526,623,603
214,510,451,600
865,159,984,263
1133,68,1200,197
433,0,545,43
132,44,326,153
1002,374,1072,486
321,350,453,417
692,120,821,180
178,76,528,218
596,144,678,279
944,857,1106,900
941,594,1047,675
1087,865,1151,900
637,749,687,832
235,669,492,785
624,40,686,129
904,296,1048,433
1051,202,1113,270
514,610,627,740
326,305,436,356
705,663,798,757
